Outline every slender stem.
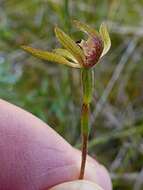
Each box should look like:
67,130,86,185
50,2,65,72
79,103,89,179
79,68,94,179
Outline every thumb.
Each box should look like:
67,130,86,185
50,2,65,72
50,180,104,190
0,99,112,190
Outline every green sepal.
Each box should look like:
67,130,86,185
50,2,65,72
21,46,81,68
99,23,111,57
55,27,85,66
54,48,78,63
73,20,100,37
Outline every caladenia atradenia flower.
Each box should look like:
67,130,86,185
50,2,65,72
21,20,111,69
21,20,111,179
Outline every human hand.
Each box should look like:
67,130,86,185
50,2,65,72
0,99,112,190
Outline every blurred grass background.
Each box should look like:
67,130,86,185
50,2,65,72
0,0,143,189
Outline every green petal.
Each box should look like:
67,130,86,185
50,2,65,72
73,20,99,37
21,46,81,68
54,48,78,63
55,27,85,65
99,23,111,57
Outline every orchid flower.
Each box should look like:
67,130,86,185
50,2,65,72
21,20,111,69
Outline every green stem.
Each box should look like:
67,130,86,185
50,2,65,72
79,68,94,179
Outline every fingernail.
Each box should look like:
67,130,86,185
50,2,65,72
49,180,104,190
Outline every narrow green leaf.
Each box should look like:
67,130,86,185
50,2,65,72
82,69,94,104
54,48,78,63
55,27,85,65
73,20,99,37
21,46,81,68
99,23,111,57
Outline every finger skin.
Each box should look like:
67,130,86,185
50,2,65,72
0,99,112,190
50,180,103,190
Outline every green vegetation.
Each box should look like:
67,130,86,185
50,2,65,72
0,0,143,189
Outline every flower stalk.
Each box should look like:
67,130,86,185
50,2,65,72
79,68,94,179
